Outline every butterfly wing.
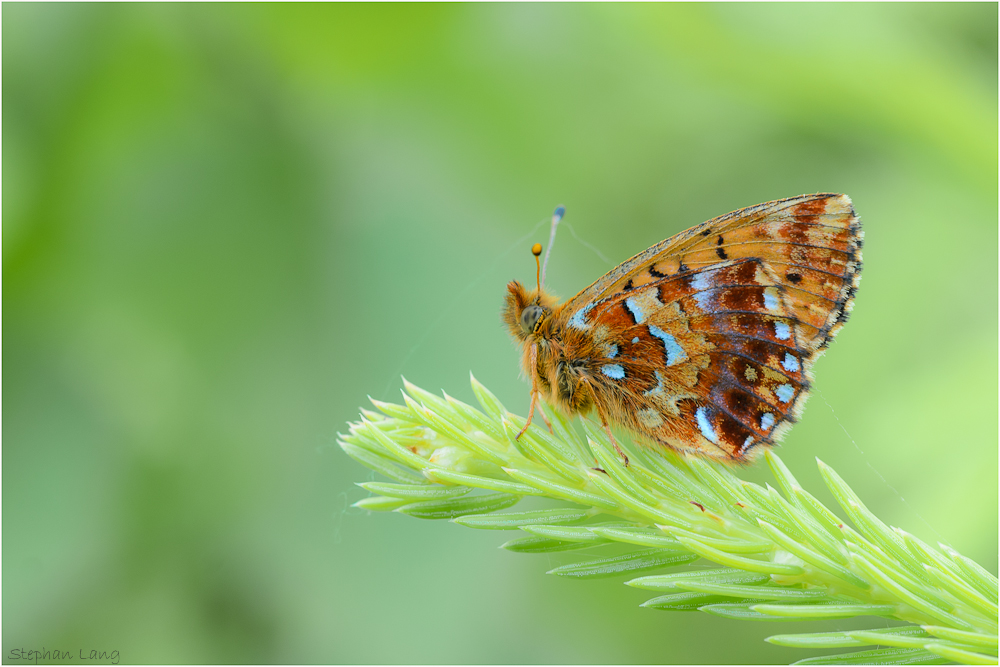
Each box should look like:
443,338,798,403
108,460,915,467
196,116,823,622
558,194,862,460
562,193,862,353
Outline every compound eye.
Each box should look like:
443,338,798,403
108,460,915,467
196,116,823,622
520,305,543,333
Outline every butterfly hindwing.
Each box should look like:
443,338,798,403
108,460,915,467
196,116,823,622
564,256,814,459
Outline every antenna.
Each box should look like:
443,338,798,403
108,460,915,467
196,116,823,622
531,243,542,294
540,205,564,288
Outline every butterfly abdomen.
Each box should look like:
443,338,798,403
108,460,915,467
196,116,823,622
552,357,596,414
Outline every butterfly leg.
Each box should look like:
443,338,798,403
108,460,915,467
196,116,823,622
536,401,554,433
517,390,554,439
595,404,629,468
517,390,539,441
517,344,553,440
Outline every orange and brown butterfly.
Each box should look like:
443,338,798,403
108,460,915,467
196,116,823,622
502,193,863,464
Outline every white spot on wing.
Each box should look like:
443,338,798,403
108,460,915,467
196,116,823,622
631,337,639,344
695,407,719,444
782,353,800,372
760,413,775,431
648,325,686,366
569,302,596,330
624,289,663,324
763,288,780,311
602,364,625,380
776,384,794,403
693,289,714,310
774,321,791,340
625,298,643,323
638,409,664,428
743,436,754,451
606,343,619,359
690,271,712,291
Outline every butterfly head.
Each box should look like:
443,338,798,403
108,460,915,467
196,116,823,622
502,281,558,342
503,242,560,342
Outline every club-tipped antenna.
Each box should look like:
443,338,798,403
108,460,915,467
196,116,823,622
531,243,543,295
540,205,564,288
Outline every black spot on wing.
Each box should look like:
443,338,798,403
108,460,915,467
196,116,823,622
623,300,638,324
716,235,728,260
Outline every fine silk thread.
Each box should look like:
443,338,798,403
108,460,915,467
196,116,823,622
816,387,944,543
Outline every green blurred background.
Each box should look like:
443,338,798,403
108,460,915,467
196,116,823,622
4,3,996,664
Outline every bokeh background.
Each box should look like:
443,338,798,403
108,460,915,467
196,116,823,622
4,3,997,664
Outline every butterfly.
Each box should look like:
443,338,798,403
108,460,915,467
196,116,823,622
502,193,863,463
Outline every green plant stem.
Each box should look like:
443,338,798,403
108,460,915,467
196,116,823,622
342,376,998,665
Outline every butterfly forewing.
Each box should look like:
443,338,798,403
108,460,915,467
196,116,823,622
562,194,861,353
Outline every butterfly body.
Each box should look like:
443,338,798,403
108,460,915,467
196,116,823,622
502,193,863,463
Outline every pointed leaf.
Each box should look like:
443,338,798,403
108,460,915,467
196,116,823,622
402,378,453,416
522,524,613,544
503,467,620,511
398,492,520,520
358,482,469,500
770,625,928,649
340,441,426,484
627,568,770,591
792,647,947,665
588,526,683,549
924,643,998,665
668,525,773,554
673,535,804,576
700,603,802,621
352,496,411,511
922,625,998,650
752,603,897,619
425,469,540,496
846,630,949,650
453,507,591,530
469,373,507,420
586,470,692,527
766,632,867,648
548,548,698,579
677,581,830,601
501,535,597,554
641,591,734,611
757,519,869,590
